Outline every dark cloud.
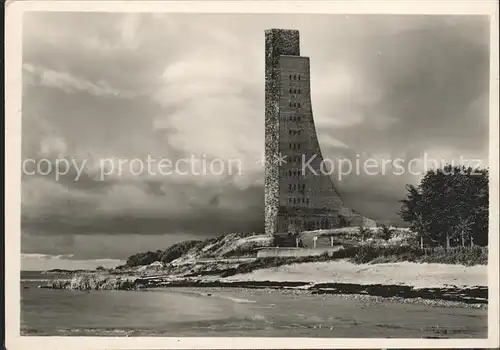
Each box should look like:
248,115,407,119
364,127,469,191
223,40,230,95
315,15,490,157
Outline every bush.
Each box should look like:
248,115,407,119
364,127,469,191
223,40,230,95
346,245,487,266
125,240,202,267
379,224,395,241
159,240,201,264
184,245,487,278
126,251,159,267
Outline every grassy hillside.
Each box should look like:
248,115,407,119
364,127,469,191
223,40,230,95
122,233,273,268
43,232,487,292
117,227,487,278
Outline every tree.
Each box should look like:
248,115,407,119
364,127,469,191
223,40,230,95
357,225,370,243
379,224,395,242
399,184,437,247
455,216,475,247
159,240,201,264
399,184,424,230
399,165,488,247
125,240,203,267
126,250,158,267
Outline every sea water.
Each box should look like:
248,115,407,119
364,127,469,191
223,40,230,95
21,271,487,338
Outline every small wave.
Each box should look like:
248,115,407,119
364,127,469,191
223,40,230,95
245,313,266,321
58,328,132,335
22,279,67,283
222,296,257,304
170,289,256,304
23,327,166,337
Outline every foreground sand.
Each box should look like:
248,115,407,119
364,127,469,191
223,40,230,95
222,260,487,288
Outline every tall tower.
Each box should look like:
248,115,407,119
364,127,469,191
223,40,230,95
264,29,373,236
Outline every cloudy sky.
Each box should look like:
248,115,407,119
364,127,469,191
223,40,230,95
21,12,490,265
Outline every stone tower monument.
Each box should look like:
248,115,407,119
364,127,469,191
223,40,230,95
264,29,374,236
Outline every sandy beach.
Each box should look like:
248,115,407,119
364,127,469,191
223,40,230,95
222,260,488,288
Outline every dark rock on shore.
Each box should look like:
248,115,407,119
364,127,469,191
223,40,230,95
309,283,487,305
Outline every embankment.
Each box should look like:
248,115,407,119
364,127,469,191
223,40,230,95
38,232,488,307
40,260,487,306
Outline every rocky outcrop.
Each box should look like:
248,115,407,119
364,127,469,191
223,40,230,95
40,274,139,291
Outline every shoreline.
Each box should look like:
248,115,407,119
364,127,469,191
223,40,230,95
34,260,488,308
160,286,488,310
22,280,488,338
21,284,488,338
36,277,488,308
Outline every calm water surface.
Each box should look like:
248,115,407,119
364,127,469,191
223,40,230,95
21,271,487,337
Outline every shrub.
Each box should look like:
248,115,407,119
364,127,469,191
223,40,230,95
209,245,487,278
125,240,202,267
126,251,158,267
379,224,395,241
357,225,370,242
159,240,201,264
346,245,486,266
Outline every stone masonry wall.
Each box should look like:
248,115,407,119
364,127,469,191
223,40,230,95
264,29,300,236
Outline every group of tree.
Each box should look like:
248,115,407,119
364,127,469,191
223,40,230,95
379,224,396,241
399,165,488,248
125,240,201,267
355,224,395,242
